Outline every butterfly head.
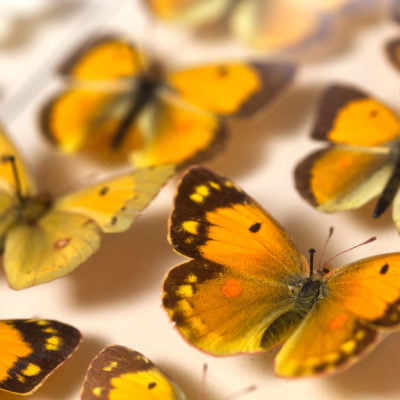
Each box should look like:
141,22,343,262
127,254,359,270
15,193,52,225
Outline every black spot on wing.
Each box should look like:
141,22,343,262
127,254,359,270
380,263,389,274
99,186,109,196
148,382,157,389
249,222,261,233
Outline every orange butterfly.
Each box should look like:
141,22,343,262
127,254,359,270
40,35,296,168
163,166,400,377
295,84,400,230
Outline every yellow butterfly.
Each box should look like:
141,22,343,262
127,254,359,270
145,0,351,51
0,318,81,395
0,121,174,289
80,345,186,400
163,166,400,377
294,84,400,232
40,34,296,167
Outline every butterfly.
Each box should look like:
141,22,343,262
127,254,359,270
163,166,400,377
80,345,186,400
294,84,400,232
40,34,296,168
145,0,351,51
0,121,175,289
0,318,81,395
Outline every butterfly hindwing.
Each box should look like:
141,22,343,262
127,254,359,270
81,345,186,400
0,319,81,395
295,147,393,212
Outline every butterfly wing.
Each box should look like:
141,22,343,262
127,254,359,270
167,62,296,117
163,167,309,355
295,85,400,212
230,0,328,51
145,0,230,25
54,164,175,232
0,122,36,197
0,319,81,394
81,345,186,400
276,253,400,377
131,96,226,167
41,36,145,157
5,165,174,289
386,38,400,73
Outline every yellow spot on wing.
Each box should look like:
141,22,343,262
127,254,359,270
46,336,61,350
103,361,118,371
182,221,199,234
190,193,204,203
176,284,193,298
196,185,209,196
341,340,356,354
92,387,103,396
22,363,41,377
209,181,221,190
185,273,198,283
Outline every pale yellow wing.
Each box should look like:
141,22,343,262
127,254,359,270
4,211,101,290
54,165,175,233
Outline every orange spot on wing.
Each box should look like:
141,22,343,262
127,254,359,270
221,279,242,298
54,238,71,249
328,313,349,330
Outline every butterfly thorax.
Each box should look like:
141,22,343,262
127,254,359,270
294,278,322,314
14,194,52,225
111,62,165,149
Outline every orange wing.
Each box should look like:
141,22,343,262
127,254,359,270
167,62,296,117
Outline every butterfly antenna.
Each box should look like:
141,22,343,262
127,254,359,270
318,227,334,270
228,385,257,399
198,363,208,400
2,155,24,202
309,248,316,277
320,236,377,272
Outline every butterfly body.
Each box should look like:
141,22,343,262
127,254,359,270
164,166,400,377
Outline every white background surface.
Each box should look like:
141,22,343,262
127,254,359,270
1,0,400,399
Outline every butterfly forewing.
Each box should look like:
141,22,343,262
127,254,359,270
0,319,81,395
81,346,186,400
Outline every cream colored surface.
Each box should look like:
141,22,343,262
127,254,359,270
0,0,400,399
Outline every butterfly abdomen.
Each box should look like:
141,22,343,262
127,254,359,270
111,65,163,149
373,144,400,217
260,279,321,349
